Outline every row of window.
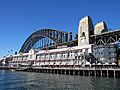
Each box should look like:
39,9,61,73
12,49,89,61
95,57,115,61
94,51,115,56
37,53,75,60
94,47,115,51
13,56,28,60
36,50,88,60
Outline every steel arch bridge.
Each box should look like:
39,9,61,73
20,29,77,53
19,28,120,53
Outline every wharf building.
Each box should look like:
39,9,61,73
7,16,120,68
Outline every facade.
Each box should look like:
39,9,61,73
93,44,117,64
9,45,93,67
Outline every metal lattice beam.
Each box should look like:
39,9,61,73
20,29,71,53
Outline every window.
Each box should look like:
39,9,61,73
39,55,41,59
80,49,82,52
94,53,96,55
109,52,111,55
101,52,103,55
85,49,88,53
109,57,111,60
67,52,70,57
30,55,32,59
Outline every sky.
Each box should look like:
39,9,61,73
0,0,120,58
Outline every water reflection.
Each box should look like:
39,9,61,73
0,70,120,90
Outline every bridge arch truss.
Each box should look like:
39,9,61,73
20,29,74,53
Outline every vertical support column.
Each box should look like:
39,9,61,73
44,38,46,48
83,70,85,76
53,30,55,46
101,70,102,77
61,69,62,74
56,31,58,45
73,70,75,75
49,39,51,46
48,30,50,47
38,39,40,48
69,70,71,75
50,69,52,73
56,69,58,74
53,30,55,39
95,35,97,45
42,38,44,48
94,70,96,77
59,32,63,43
64,69,66,75
88,70,90,76
65,33,68,42
69,32,72,42
48,39,49,47
104,37,107,45
114,70,115,78
115,35,118,41
40,39,42,49
62,33,64,43
50,31,52,46
78,70,80,75
107,70,108,78
74,34,78,40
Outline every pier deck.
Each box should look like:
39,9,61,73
1,66,120,78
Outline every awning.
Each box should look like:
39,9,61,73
103,62,109,65
97,63,102,65
111,62,117,65
85,62,91,65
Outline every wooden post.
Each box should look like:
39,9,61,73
101,70,102,77
94,70,96,77
114,70,115,78
107,70,108,78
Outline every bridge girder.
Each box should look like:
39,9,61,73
91,30,120,45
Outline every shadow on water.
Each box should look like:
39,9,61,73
0,70,120,90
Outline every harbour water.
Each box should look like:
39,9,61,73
0,70,120,90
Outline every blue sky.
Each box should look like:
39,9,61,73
0,0,120,58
